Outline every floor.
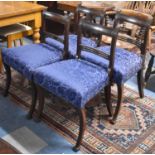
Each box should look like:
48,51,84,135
0,38,155,153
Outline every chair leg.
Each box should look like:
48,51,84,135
27,81,37,119
104,85,113,117
145,55,154,83
137,69,144,98
19,39,24,46
73,108,86,152
13,40,18,47
110,84,124,124
34,86,45,122
3,63,11,97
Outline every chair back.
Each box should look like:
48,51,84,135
114,9,153,56
42,11,71,59
77,19,118,83
75,5,106,46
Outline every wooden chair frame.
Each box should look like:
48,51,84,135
34,19,118,151
110,9,153,124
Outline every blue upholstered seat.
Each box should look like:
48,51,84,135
33,59,109,108
2,43,63,80
81,46,143,84
45,34,97,58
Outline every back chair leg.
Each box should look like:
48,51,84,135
110,84,124,124
104,85,113,118
137,69,144,98
19,39,24,46
3,63,11,97
145,55,154,83
73,108,86,152
13,40,18,47
27,81,37,119
34,86,45,122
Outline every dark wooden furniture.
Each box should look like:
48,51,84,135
34,19,118,151
110,9,153,124
32,5,108,121
27,11,70,119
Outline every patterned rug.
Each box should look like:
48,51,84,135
0,70,155,154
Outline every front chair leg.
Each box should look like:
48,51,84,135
104,85,113,118
73,108,86,152
110,84,124,124
3,63,11,97
137,69,144,98
27,81,37,119
34,85,45,122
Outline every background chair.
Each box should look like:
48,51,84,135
82,9,153,124
44,5,106,58
33,19,118,151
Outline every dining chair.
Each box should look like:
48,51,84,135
82,9,153,124
1,11,70,118
44,5,106,58
32,19,118,151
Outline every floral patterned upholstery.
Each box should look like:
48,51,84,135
81,46,143,84
45,34,97,58
2,43,63,80
33,59,109,108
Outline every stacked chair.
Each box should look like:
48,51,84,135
1,5,153,152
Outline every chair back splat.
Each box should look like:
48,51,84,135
42,11,71,59
77,19,118,83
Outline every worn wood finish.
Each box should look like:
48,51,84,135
111,9,153,124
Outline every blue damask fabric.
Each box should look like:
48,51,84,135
45,34,97,58
34,59,109,108
81,46,143,84
2,43,63,80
